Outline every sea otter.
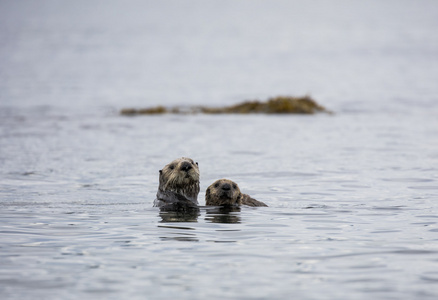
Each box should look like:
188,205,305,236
154,157,200,211
205,179,268,207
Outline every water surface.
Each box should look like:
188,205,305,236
1,1,438,299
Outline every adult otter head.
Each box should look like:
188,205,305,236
205,179,242,206
157,157,200,205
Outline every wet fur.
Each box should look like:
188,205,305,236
205,179,267,207
154,157,200,209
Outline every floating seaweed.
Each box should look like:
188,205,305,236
120,106,166,115
120,96,331,116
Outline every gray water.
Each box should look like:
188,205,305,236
1,1,438,299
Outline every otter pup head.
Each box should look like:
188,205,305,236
158,157,200,202
205,179,243,206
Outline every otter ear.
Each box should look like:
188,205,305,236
195,162,198,166
159,170,162,174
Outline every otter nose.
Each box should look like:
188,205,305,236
221,183,231,191
180,161,192,172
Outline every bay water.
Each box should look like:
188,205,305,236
1,1,438,299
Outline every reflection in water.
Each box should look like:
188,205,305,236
157,210,199,241
159,209,200,223
158,225,199,242
159,235,198,242
205,206,241,224
157,207,243,242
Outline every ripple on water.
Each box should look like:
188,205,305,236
1,1,438,299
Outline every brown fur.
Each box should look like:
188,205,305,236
154,157,200,209
205,179,267,207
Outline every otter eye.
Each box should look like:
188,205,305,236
169,164,175,170
214,183,219,188
232,184,237,189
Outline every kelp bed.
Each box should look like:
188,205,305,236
120,96,331,116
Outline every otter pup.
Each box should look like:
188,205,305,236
205,179,267,207
154,157,200,211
